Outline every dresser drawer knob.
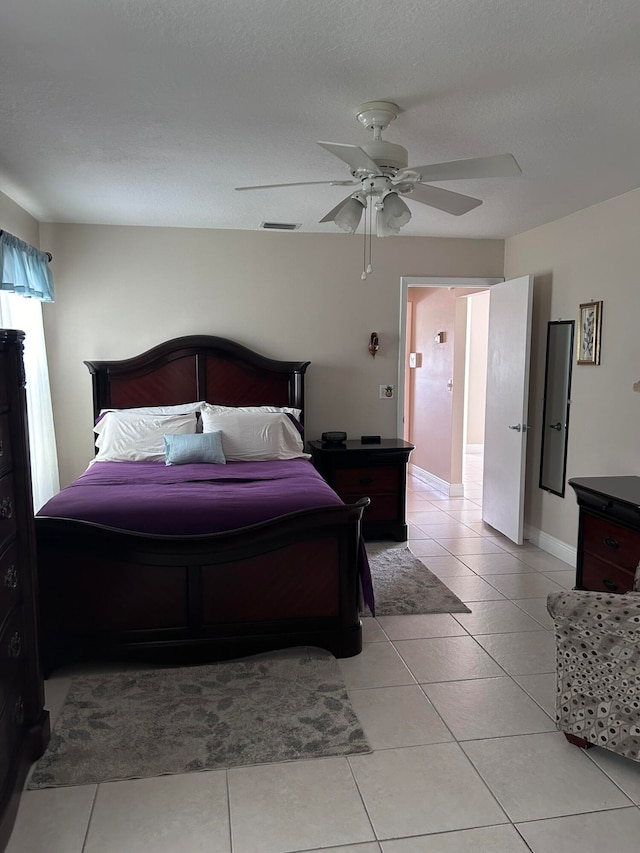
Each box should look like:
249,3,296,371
603,536,620,550
12,696,24,726
0,497,13,519
8,631,22,658
3,564,17,589
603,577,618,592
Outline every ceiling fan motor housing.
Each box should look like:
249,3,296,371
361,140,408,174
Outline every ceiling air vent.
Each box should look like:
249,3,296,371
260,222,301,231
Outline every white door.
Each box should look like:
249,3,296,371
482,275,533,544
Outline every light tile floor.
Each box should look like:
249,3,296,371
7,451,640,852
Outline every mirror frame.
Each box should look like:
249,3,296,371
539,319,575,497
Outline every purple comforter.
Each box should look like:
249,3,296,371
37,459,375,612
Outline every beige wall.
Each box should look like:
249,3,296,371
0,189,40,248
465,290,489,446
406,285,487,490
505,187,640,550
38,223,503,485
407,287,457,482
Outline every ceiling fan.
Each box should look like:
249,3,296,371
235,101,522,238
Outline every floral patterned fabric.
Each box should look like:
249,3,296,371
547,583,640,762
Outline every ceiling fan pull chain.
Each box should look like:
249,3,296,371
366,199,373,274
361,203,367,279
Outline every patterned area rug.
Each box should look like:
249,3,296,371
29,648,370,789
366,544,471,615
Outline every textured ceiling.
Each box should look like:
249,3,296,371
1,0,639,238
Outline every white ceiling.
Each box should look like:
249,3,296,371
2,0,640,239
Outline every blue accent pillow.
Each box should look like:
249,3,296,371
164,431,226,465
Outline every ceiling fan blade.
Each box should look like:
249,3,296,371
317,141,380,175
235,179,356,191
405,183,483,216
319,194,358,223
404,153,522,182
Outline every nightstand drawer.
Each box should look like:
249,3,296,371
334,466,399,495
581,553,635,594
582,513,640,573
362,495,398,522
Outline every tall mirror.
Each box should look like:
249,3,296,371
539,320,575,496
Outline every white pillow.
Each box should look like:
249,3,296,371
93,411,198,463
98,402,205,419
202,403,302,421
200,410,308,461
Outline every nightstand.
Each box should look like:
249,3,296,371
308,439,414,541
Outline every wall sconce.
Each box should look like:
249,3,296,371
369,332,380,358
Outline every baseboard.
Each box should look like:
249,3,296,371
409,464,464,497
524,524,577,567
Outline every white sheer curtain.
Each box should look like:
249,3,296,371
0,292,59,510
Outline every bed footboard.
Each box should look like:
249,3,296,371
35,500,367,675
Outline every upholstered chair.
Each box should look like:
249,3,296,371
546,567,640,761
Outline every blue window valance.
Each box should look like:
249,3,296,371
0,230,54,303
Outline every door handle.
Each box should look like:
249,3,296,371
508,424,522,432
549,422,563,431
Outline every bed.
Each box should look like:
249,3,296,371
35,335,370,676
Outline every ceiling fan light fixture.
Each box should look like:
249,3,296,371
333,193,366,233
380,191,411,229
376,209,401,237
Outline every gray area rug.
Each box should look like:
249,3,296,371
367,544,471,615
29,648,370,789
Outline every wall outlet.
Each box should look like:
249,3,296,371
379,384,394,399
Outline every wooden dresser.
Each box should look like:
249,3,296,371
569,476,640,593
308,439,414,541
0,330,49,851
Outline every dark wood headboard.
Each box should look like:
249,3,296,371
84,335,310,424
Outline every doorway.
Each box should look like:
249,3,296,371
397,277,501,497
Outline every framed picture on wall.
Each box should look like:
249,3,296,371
577,300,603,365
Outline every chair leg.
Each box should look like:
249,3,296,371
564,732,592,749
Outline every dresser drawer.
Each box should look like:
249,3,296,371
0,541,21,623
582,513,640,573
581,553,635,594
334,466,399,496
0,606,26,713
0,354,7,412
0,472,16,554
0,413,12,478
